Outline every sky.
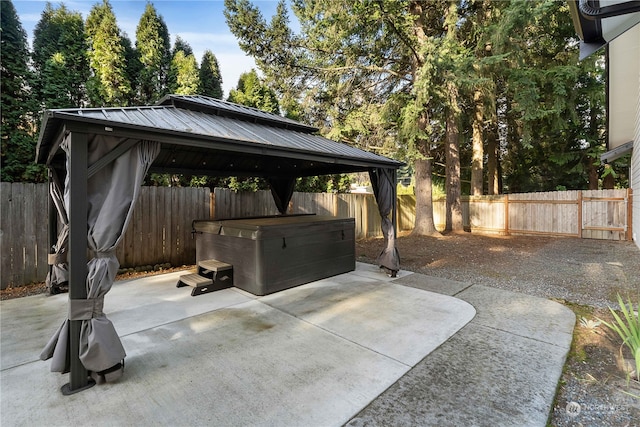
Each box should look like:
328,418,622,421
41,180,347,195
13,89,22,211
12,0,284,98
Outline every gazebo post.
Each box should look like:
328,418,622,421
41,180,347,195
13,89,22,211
47,169,56,292
391,168,398,237
62,130,94,395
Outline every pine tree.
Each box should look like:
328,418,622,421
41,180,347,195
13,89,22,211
225,0,443,234
168,37,199,94
227,69,279,114
32,3,89,109
199,50,223,99
86,0,131,106
170,51,200,95
172,35,193,57
136,3,171,103
0,0,44,182
120,33,142,105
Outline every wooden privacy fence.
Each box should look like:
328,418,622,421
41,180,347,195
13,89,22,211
458,189,632,240
214,188,632,240
213,188,383,239
1,183,209,289
1,183,632,288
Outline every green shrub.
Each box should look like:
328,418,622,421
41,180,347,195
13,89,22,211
598,294,640,382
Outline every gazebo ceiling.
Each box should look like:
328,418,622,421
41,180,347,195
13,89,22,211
36,95,402,177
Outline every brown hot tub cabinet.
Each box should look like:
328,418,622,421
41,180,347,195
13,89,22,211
193,215,356,296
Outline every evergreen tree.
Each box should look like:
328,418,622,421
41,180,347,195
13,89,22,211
0,0,44,182
225,0,443,234
120,33,142,105
136,3,171,103
85,0,131,106
172,35,193,57
227,69,279,114
199,50,223,99
168,36,199,94
170,51,200,95
32,3,89,109
487,0,606,192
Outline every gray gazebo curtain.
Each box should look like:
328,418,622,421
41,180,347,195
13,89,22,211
41,134,160,382
267,176,296,214
45,169,69,293
369,167,400,273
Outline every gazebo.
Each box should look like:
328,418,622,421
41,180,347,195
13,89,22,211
34,95,403,394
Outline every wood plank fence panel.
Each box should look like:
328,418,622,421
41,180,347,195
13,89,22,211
506,191,579,237
397,195,416,232
1,183,49,288
115,186,210,269
581,189,628,240
467,195,506,234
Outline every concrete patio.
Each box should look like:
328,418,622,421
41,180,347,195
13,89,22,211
1,263,575,426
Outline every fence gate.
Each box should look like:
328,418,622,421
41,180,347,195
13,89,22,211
580,189,632,240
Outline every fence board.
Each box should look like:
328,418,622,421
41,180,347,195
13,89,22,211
1,183,15,287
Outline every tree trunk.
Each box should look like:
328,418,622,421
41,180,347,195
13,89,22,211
587,156,599,190
412,157,439,236
587,97,600,190
412,110,439,236
445,81,464,233
487,123,499,195
602,164,615,189
471,90,484,195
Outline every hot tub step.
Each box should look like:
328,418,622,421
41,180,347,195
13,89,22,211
176,273,229,296
197,259,234,288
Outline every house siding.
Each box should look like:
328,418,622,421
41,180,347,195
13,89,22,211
610,24,640,249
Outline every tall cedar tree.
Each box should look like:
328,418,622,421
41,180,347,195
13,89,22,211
32,3,89,109
85,0,131,106
226,0,608,213
170,51,200,95
225,0,445,235
1,0,44,182
168,37,199,95
488,0,606,192
0,1,46,182
172,35,193,57
199,50,223,99
136,3,171,103
120,34,142,106
227,69,279,114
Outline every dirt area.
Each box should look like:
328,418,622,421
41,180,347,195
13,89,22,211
0,266,193,300
3,232,639,425
357,232,640,426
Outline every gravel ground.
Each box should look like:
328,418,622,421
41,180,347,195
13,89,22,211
357,233,640,427
357,233,639,309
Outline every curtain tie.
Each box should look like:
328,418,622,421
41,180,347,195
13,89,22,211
47,252,67,265
89,249,116,259
69,297,105,320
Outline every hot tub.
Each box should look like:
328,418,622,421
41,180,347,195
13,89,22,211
192,215,355,296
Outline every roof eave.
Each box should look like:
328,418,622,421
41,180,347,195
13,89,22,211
35,111,402,170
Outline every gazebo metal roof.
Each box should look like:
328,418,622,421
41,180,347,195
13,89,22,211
36,95,402,177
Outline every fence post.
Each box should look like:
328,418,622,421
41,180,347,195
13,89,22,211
504,194,510,235
210,191,215,219
577,191,583,239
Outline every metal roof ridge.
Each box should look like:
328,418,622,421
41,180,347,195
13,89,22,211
158,94,320,134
